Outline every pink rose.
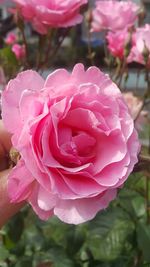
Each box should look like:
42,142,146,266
12,44,26,59
106,29,130,59
2,64,140,224
123,92,148,131
128,24,150,66
5,32,17,45
91,0,140,32
12,0,87,34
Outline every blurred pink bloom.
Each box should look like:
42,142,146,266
123,92,148,131
2,64,140,224
106,29,130,59
12,44,26,59
12,0,87,34
128,24,150,66
5,32,17,45
91,0,139,32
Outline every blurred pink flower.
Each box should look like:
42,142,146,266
12,44,26,59
106,29,130,59
2,64,140,224
128,24,150,66
5,32,17,45
13,0,87,34
91,0,139,32
123,92,148,131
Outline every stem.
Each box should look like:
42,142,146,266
49,28,70,62
134,98,146,122
17,19,30,68
36,35,46,71
135,68,141,93
118,59,127,89
145,63,150,224
146,175,150,224
87,25,94,65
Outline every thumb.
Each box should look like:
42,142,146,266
0,169,25,228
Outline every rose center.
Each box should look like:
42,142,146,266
57,126,96,166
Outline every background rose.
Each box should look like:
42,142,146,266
2,64,140,224
11,43,26,59
5,32,17,45
13,0,87,34
128,24,150,66
123,92,148,131
106,29,130,59
91,0,139,32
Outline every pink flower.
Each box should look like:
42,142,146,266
13,0,87,34
12,44,26,59
128,24,150,66
5,32,17,45
2,64,140,224
123,92,148,131
106,29,130,59
91,0,140,32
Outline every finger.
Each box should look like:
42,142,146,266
0,169,25,228
0,120,12,155
0,120,12,171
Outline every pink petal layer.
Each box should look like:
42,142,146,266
54,189,117,224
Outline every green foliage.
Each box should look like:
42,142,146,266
1,172,150,267
86,207,134,261
0,47,19,79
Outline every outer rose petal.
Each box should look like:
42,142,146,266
8,160,34,202
28,184,54,220
54,189,117,224
2,70,44,133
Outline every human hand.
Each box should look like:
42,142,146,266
0,120,24,228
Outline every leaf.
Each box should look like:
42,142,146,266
137,222,150,261
41,217,69,247
118,188,145,219
86,207,134,261
14,257,33,267
6,213,24,243
0,247,9,261
66,225,86,256
40,248,74,267
0,47,17,65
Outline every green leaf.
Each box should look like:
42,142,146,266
39,248,74,267
66,225,86,256
6,213,24,243
14,257,33,267
0,47,18,65
118,188,145,219
86,207,134,261
0,247,9,261
137,223,150,261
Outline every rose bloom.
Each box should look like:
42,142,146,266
12,44,26,60
5,32,17,45
2,64,140,224
128,24,150,66
123,92,148,131
13,0,87,34
106,29,130,59
91,0,139,32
